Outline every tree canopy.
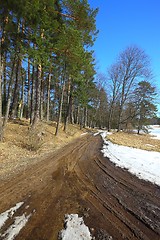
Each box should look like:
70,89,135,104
0,0,101,139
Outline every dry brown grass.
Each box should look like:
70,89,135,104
107,131,160,152
0,119,88,178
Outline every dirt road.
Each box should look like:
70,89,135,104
0,134,160,240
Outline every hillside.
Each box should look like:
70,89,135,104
0,119,88,180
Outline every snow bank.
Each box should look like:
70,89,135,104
101,132,160,186
59,214,92,240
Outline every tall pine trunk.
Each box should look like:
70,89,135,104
0,47,3,141
19,73,24,119
30,64,35,124
55,80,65,136
31,64,41,128
10,58,21,118
83,107,88,128
10,20,22,119
79,108,84,130
40,74,44,120
26,58,31,119
2,53,7,115
2,58,16,139
70,96,74,124
0,15,8,140
74,105,79,124
46,73,51,122
63,80,72,132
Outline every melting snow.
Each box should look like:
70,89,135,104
59,214,92,240
0,202,32,240
1,213,31,240
94,131,112,137
0,202,24,229
101,132,160,186
93,132,99,136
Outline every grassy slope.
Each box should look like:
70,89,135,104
0,119,88,179
107,131,160,152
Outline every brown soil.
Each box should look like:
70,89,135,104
0,134,160,240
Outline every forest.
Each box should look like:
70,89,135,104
0,0,158,141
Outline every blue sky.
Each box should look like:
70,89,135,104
88,0,160,83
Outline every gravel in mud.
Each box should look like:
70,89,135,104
0,134,160,240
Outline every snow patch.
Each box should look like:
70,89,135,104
81,132,88,136
145,144,155,147
0,202,32,240
1,213,31,240
93,132,99,136
106,132,113,135
59,214,92,240
100,131,107,140
101,132,160,186
0,202,24,229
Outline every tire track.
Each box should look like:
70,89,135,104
0,134,160,240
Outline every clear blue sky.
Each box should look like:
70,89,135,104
88,0,160,82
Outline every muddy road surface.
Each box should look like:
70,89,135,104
0,134,160,240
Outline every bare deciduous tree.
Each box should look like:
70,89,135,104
107,64,122,131
108,45,152,131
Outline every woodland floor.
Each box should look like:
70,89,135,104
0,122,160,239
0,119,87,180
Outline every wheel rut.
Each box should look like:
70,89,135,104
0,134,160,240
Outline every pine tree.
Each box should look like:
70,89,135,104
0,0,99,140
133,81,157,133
